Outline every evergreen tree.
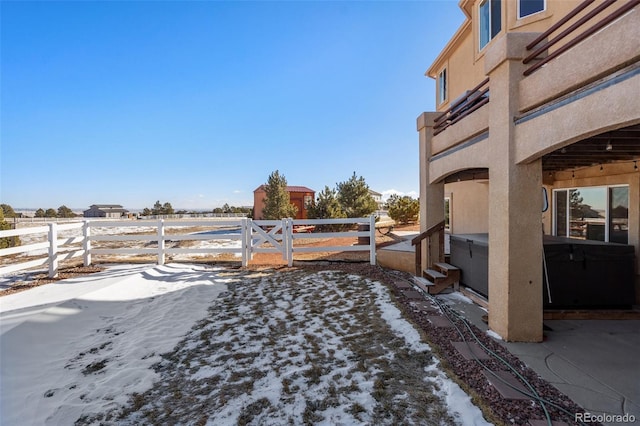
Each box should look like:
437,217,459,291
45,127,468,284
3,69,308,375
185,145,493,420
1,204,16,218
45,208,57,218
386,194,420,224
162,202,174,215
35,208,46,218
307,186,347,231
336,172,377,218
57,205,75,218
308,186,345,219
152,201,163,215
0,209,20,249
147,201,174,215
262,170,297,219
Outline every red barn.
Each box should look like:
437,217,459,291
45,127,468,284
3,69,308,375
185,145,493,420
253,185,315,220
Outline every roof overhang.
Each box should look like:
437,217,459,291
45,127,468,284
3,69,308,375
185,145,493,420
426,18,472,79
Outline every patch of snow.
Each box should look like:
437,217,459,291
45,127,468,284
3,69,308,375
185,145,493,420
486,329,503,341
1,264,493,426
438,291,474,305
0,263,226,426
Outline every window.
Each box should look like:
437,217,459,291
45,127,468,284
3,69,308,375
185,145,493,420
479,0,501,50
444,197,451,231
609,186,629,244
553,185,628,243
438,68,447,105
554,190,567,237
518,0,545,19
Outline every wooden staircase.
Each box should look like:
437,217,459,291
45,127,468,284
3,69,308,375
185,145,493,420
423,262,460,294
411,221,461,294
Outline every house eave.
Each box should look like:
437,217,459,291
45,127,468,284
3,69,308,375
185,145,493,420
426,19,472,79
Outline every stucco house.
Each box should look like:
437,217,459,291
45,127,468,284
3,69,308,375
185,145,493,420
417,0,639,341
253,186,315,220
83,204,129,218
369,189,384,211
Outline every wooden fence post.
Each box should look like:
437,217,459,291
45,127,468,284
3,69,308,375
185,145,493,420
369,214,376,265
241,218,249,267
83,220,91,266
48,223,58,278
157,219,165,266
286,218,294,267
247,219,254,262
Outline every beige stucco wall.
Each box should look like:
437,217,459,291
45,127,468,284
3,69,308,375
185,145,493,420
428,135,490,184
377,248,415,275
515,72,640,164
428,0,617,114
431,107,489,157
446,181,489,234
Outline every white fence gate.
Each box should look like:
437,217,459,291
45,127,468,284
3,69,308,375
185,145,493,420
0,216,376,278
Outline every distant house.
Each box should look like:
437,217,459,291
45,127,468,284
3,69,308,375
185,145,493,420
369,189,384,210
253,186,315,220
83,204,129,218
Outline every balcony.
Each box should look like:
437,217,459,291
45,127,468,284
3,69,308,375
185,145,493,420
430,78,490,157
519,0,640,113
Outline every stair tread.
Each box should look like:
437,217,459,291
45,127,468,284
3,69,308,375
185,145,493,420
424,269,446,279
413,276,434,286
433,262,459,271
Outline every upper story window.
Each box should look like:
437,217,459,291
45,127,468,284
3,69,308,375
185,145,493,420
518,0,545,19
479,0,501,50
438,68,447,105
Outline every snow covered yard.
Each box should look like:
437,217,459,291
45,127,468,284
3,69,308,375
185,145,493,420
0,263,490,425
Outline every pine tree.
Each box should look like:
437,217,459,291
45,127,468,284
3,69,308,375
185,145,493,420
308,186,345,219
57,205,75,218
262,170,297,220
307,186,346,231
386,194,420,224
336,172,378,218
0,209,20,249
162,202,174,215
1,204,16,218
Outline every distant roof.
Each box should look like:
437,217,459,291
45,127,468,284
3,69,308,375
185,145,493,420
86,204,129,213
254,185,315,193
369,189,382,196
90,204,124,209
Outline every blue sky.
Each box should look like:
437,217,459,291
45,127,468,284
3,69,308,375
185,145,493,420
1,0,463,211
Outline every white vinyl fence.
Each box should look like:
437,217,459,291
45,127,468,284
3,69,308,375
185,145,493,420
0,216,376,278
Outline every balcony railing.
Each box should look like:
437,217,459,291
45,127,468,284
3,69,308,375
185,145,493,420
523,0,640,76
433,77,490,136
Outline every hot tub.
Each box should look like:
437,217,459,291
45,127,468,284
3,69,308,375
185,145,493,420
449,233,636,308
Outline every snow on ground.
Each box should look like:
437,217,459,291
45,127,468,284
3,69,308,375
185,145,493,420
0,264,492,425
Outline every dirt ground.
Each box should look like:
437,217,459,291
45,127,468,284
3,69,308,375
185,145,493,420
246,223,418,266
